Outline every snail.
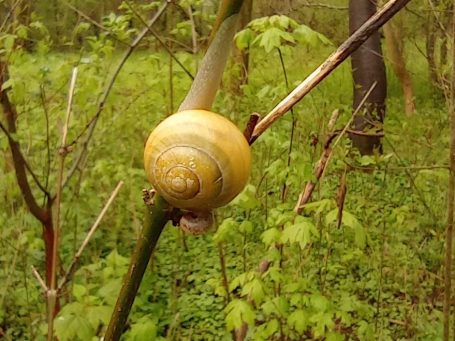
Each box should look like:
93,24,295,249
144,109,251,234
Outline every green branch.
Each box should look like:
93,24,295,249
105,1,246,339
178,0,245,111
104,195,170,341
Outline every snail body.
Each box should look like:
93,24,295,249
144,109,251,212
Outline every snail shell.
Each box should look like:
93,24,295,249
144,110,251,211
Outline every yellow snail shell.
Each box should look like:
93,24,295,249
144,109,251,211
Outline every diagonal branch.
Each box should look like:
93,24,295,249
0,62,49,222
62,0,133,48
0,121,49,197
250,0,413,142
124,1,194,80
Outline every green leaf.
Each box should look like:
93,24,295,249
230,184,260,209
253,27,295,53
281,217,317,249
302,199,333,214
326,210,367,248
126,317,158,341
359,155,375,166
224,299,255,331
239,220,254,234
54,303,95,341
310,294,329,312
288,309,308,334
261,228,281,246
72,284,87,300
213,218,238,243
86,305,112,329
310,312,334,337
242,278,266,305
235,28,254,50
294,24,332,47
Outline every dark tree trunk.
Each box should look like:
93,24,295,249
349,0,387,155
426,14,438,86
239,0,253,83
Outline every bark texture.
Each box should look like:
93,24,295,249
383,21,415,115
349,0,387,155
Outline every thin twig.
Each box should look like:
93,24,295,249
384,137,437,220
427,0,450,38
301,1,348,10
62,1,170,190
0,121,50,196
250,0,412,142
124,1,194,80
48,67,78,341
345,163,449,172
31,266,48,292
0,0,23,32
294,82,377,213
39,85,51,198
443,3,455,337
58,181,124,290
62,1,132,47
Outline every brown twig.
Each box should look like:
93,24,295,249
250,0,412,142
0,0,23,32
58,181,124,290
0,63,49,223
294,82,377,213
31,266,48,292
124,1,194,80
443,2,455,338
0,121,50,197
294,110,340,213
48,67,78,341
243,113,261,143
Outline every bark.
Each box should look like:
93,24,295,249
426,15,439,86
232,0,253,92
383,21,415,115
443,3,455,340
349,0,387,155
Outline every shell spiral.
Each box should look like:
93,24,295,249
144,110,251,211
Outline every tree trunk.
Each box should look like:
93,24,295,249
383,21,415,115
426,14,439,86
232,0,253,91
239,0,253,82
349,0,387,155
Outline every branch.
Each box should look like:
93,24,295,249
250,0,412,142
61,0,170,190
58,181,124,290
104,195,170,341
62,0,132,48
124,1,194,80
0,62,49,223
294,83,377,214
0,121,50,196
178,0,245,111
0,0,23,32
301,1,348,10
